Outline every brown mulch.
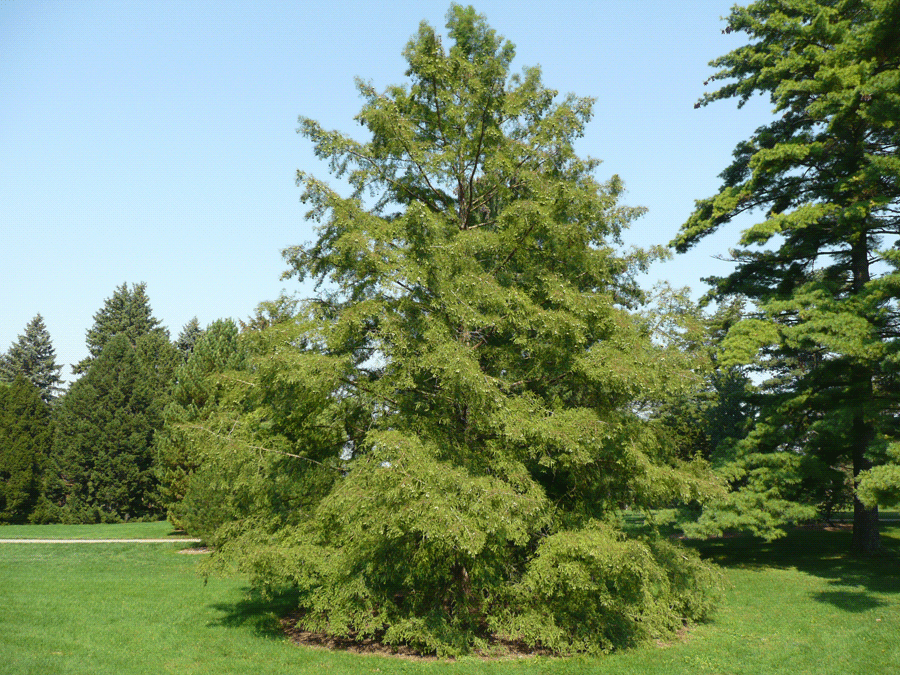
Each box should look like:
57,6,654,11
279,613,553,661
177,546,213,554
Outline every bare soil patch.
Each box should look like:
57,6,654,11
279,612,553,661
795,522,854,532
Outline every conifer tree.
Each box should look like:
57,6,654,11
156,319,249,530
0,314,64,403
673,0,900,554
174,317,204,361
197,6,722,655
0,375,51,522
73,282,169,375
48,334,176,522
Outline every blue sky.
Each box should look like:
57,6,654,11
1,0,774,383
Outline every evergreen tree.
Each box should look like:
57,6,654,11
197,6,722,655
156,319,249,530
0,314,64,403
48,334,176,522
673,0,900,554
174,317,204,361
0,375,51,523
73,282,169,375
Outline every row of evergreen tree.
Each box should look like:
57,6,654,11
0,283,205,524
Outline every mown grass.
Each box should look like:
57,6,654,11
0,520,187,540
1,524,898,675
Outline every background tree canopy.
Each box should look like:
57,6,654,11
73,282,169,376
40,332,178,524
177,5,723,656
0,375,51,523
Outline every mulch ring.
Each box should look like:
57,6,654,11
279,612,553,661
178,547,213,554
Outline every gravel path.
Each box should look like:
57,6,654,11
0,538,202,543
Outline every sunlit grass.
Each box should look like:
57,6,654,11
0,521,187,540
1,525,898,674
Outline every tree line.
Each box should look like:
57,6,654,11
0,284,195,523
2,0,898,657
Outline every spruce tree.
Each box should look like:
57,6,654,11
174,317,204,361
0,314,64,403
0,375,51,523
673,0,900,554
73,282,169,375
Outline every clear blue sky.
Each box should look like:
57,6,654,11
1,0,774,384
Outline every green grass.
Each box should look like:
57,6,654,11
0,521,188,539
1,526,898,674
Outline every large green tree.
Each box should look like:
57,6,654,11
199,6,721,656
0,375,51,523
45,333,178,522
73,282,169,375
0,314,64,403
673,0,900,554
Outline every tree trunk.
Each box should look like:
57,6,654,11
850,412,880,555
848,235,880,556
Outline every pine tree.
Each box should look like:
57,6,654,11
673,0,900,554
0,375,51,523
73,282,169,375
48,334,176,522
0,314,64,403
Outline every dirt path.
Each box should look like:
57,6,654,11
0,538,202,543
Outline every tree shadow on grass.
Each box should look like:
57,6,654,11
811,589,888,612
682,524,900,612
207,586,301,640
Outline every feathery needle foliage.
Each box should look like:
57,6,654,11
174,5,724,656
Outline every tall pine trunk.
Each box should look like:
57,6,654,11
851,410,880,555
850,236,880,555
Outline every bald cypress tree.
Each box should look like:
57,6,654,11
198,6,722,656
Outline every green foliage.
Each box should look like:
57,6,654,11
672,0,900,553
0,375,51,523
644,291,757,465
180,5,722,656
167,318,346,545
174,316,204,361
0,314,64,403
500,525,719,654
43,334,177,523
858,443,900,508
156,319,249,532
73,282,169,375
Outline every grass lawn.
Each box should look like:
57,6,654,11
0,521,188,540
1,525,898,675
